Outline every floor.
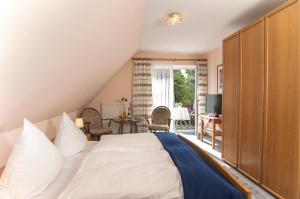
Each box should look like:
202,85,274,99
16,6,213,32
180,134,275,199
174,121,195,131
175,130,222,153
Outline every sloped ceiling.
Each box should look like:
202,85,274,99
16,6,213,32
0,0,146,133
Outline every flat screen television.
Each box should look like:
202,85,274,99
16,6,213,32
205,94,222,116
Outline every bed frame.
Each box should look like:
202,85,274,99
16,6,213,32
179,134,251,199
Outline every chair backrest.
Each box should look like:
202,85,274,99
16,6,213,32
80,108,102,129
151,106,171,125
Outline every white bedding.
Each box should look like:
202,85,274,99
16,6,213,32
91,133,164,152
58,133,184,199
33,141,97,199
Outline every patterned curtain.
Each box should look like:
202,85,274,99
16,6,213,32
132,60,152,133
197,60,208,134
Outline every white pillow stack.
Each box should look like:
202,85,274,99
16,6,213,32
54,112,87,157
0,119,63,199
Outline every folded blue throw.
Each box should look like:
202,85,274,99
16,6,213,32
154,132,245,199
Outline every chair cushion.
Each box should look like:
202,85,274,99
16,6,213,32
148,124,170,131
90,127,113,135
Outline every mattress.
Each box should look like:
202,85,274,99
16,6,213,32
33,141,97,199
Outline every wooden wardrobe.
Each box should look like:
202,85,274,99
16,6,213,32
222,33,240,167
222,1,299,198
239,18,265,183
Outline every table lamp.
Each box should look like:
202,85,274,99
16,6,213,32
75,118,84,128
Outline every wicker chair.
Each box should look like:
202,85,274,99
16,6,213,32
147,106,171,133
80,107,113,140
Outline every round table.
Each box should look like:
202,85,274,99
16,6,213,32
113,118,142,134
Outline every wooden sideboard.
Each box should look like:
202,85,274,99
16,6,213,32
199,115,222,150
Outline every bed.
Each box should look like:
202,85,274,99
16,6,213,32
1,133,251,199
32,141,98,199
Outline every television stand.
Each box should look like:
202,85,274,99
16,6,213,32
199,115,223,150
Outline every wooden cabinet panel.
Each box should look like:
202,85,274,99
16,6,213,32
222,34,240,167
239,20,264,183
263,2,299,199
298,2,300,198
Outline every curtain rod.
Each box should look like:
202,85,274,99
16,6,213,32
131,58,206,62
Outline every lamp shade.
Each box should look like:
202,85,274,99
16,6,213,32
75,118,84,128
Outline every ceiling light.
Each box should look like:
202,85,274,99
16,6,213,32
166,12,182,26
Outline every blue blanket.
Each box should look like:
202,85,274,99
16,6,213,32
154,133,245,199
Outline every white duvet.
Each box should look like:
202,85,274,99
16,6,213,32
58,133,183,199
91,133,164,152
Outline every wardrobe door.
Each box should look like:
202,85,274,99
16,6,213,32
263,2,299,199
239,20,264,183
298,2,300,197
222,34,240,167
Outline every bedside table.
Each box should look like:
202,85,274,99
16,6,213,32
85,133,92,141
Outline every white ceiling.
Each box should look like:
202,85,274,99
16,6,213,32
139,0,286,54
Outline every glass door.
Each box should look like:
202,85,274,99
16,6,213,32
173,65,197,135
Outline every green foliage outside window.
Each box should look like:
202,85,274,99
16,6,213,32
174,69,195,108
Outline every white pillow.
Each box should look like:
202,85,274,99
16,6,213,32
54,112,87,157
0,119,63,199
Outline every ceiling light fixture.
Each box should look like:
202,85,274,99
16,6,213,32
166,12,183,26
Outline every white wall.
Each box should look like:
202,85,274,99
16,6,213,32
88,51,208,110
207,47,222,94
